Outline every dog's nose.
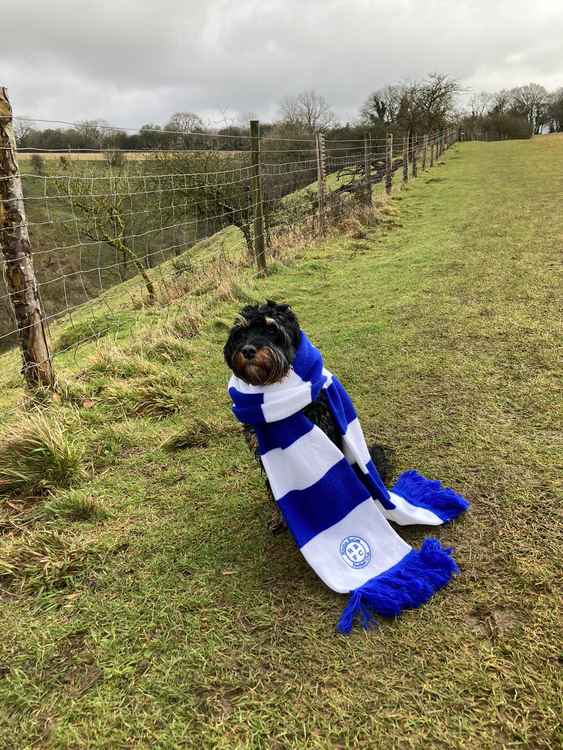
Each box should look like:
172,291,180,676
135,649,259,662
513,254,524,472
241,345,257,360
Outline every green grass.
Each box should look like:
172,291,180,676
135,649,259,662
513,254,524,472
0,136,561,748
0,411,86,498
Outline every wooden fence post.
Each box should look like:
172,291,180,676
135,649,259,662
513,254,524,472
402,134,409,184
412,133,418,178
0,87,53,387
430,136,435,168
250,119,266,275
363,133,372,207
422,134,428,170
385,132,393,195
315,131,327,236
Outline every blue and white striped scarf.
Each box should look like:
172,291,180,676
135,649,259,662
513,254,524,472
228,333,469,633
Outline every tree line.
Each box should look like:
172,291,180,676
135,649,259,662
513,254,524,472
461,84,563,140
15,74,563,155
13,75,458,152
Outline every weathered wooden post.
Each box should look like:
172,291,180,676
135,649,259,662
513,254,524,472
402,133,409,184
412,133,418,178
385,132,393,195
430,136,435,168
422,134,428,170
0,87,53,387
315,131,327,236
363,133,372,207
250,119,266,275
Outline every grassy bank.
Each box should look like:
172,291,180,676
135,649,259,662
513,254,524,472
0,136,560,749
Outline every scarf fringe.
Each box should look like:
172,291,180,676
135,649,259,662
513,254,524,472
336,538,459,634
392,470,469,523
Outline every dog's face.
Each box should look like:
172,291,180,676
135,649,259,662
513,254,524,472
224,301,301,386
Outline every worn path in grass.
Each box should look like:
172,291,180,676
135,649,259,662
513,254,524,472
0,137,561,749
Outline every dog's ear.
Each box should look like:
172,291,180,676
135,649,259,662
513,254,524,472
238,304,258,323
271,303,300,347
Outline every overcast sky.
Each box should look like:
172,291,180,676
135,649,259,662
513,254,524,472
2,0,563,130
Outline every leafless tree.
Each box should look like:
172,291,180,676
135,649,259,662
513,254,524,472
279,90,335,132
547,87,563,132
164,112,206,148
490,89,513,114
13,120,35,146
360,85,402,125
74,120,109,148
361,74,459,134
165,112,205,134
415,73,460,131
468,92,494,119
510,83,549,134
55,162,191,303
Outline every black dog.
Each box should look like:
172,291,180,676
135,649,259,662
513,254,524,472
224,301,393,533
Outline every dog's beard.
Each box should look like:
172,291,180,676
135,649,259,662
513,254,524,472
233,346,290,385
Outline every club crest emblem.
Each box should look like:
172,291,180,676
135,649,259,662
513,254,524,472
339,536,371,569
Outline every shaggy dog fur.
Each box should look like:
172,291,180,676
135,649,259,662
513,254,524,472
224,301,393,533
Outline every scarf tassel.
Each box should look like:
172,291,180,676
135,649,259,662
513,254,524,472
336,538,460,634
392,470,470,523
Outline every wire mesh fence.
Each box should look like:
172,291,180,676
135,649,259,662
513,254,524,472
0,89,459,388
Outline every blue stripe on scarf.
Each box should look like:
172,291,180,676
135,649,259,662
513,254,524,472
323,378,356,434
277,458,372,547
292,333,325,383
229,388,265,424
255,414,314,453
355,460,395,508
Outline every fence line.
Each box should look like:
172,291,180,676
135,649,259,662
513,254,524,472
0,88,459,389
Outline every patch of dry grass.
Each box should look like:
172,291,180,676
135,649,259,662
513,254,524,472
0,411,86,498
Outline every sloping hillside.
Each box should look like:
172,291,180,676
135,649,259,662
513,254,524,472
0,136,561,749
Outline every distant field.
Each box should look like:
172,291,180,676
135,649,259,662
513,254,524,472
17,150,240,161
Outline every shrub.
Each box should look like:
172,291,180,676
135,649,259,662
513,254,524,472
29,153,45,175
104,149,126,168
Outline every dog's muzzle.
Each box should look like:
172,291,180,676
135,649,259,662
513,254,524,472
233,345,289,385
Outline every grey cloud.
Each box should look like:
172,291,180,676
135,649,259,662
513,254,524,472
2,0,562,128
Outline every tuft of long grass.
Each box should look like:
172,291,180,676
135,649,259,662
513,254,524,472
161,418,223,451
171,311,203,339
86,344,162,380
0,412,86,498
53,316,117,353
130,333,193,364
37,491,107,523
104,375,191,418
0,529,91,592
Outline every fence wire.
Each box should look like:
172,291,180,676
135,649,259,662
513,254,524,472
0,115,458,384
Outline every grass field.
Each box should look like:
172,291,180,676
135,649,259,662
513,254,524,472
0,136,561,749
16,151,242,161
